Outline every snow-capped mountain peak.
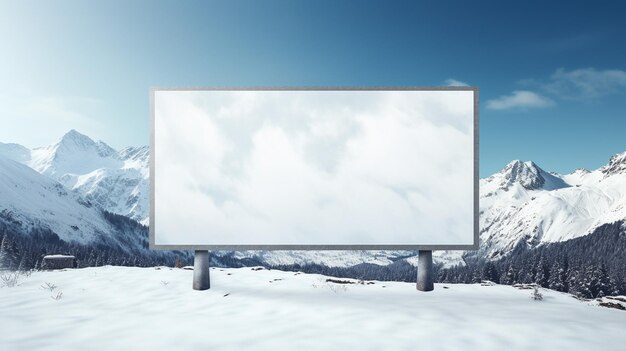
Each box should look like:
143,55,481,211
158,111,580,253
478,153,626,260
483,159,569,193
500,160,545,190
54,129,117,159
29,129,122,177
572,168,591,175
0,130,149,224
58,129,97,150
601,151,626,177
61,130,117,158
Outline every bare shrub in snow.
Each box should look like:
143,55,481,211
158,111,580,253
51,292,63,301
311,277,348,293
0,271,22,288
174,258,185,268
328,283,348,294
311,277,322,289
41,282,57,292
532,285,544,301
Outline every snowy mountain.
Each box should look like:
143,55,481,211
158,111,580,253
0,155,131,248
0,152,185,270
1,130,625,269
0,130,149,224
485,160,569,191
478,153,626,259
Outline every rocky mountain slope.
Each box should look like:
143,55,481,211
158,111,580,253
478,153,626,260
0,130,148,224
0,155,151,255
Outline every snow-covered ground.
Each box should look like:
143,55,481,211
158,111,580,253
1,267,624,351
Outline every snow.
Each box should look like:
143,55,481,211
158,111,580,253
0,266,624,351
230,250,414,267
0,142,30,163
0,156,115,244
43,255,75,259
430,250,466,268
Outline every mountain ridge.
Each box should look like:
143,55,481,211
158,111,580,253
478,153,626,260
1,130,149,224
1,130,624,268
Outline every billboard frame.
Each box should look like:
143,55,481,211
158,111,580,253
149,86,479,251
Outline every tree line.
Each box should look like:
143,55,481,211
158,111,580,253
439,221,626,298
2,210,624,299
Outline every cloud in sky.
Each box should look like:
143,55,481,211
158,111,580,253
486,90,553,110
154,90,474,246
544,68,626,99
445,79,469,87
490,67,626,112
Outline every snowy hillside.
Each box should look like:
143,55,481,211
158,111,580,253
0,266,624,351
0,142,30,163
0,156,117,244
0,130,149,224
0,155,167,261
478,154,626,259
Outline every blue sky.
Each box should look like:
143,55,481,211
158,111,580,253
1,0,625,176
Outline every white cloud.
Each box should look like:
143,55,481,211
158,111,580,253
154,90,475,246
544,68,626,98
486,90,553,110
445,79,469,87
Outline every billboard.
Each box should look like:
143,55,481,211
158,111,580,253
150,88,478,250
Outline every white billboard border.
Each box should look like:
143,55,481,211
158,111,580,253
149,87,479,251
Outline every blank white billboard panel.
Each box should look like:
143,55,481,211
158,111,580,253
151,88,477,249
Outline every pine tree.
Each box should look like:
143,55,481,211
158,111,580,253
548,262,566,292
88,250,97,266
0,235,9,269
561,256,570,291
481,262,499,283
501,265,517,285
575,265,595,299
470,267,481,283
0,235,19,270
534,257,549,287
438,269,448,283
523,271,534,284
595,264,613,298
567,266,584,297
